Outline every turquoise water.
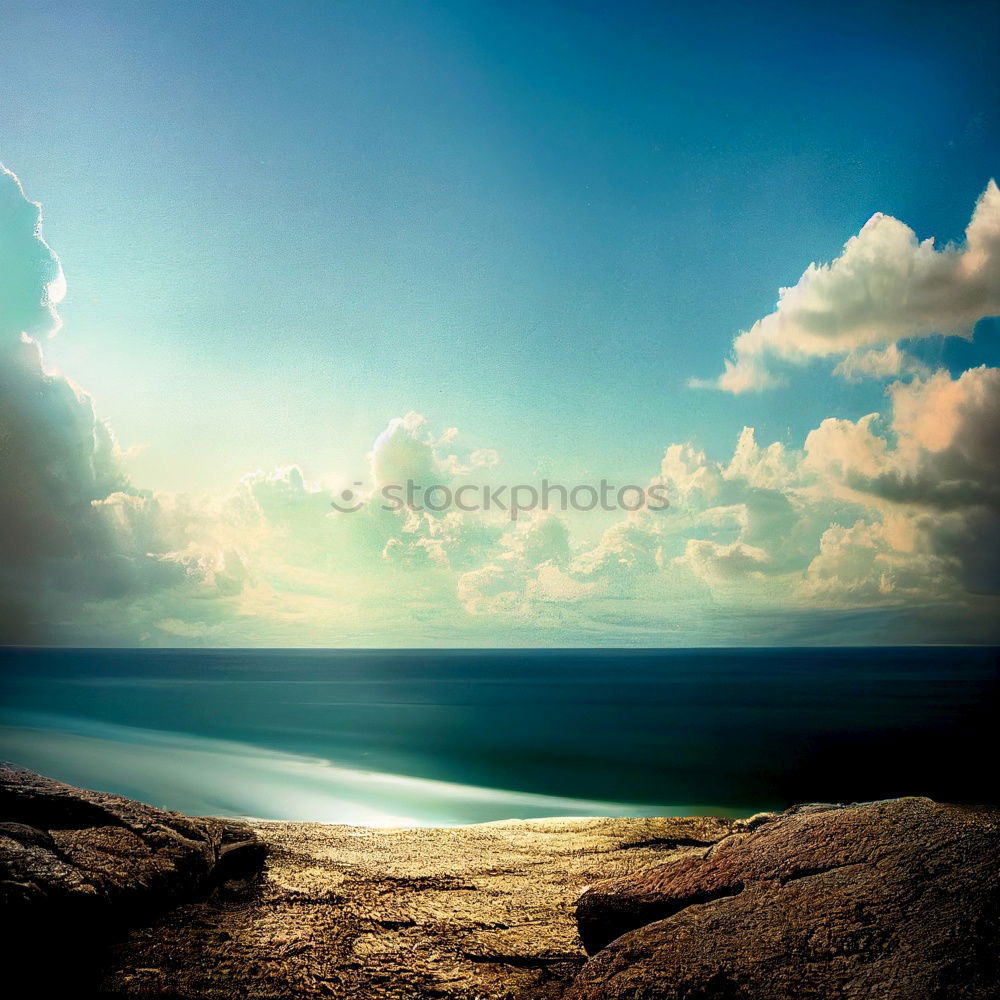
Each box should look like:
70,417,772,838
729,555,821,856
1,647,996,825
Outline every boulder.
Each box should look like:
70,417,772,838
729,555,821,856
570,797,1000,999
0,762,266,928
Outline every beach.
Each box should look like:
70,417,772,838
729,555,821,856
3,765,997,999
100,814,733,999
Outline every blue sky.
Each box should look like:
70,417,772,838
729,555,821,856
0,0,998,644
2,0,996,490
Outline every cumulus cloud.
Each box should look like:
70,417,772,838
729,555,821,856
569,514,664,588
697,180,1000,392
0,164,65,344
805,367,1000,510
675,538,771,586
456,515,580,617
0,166,242,640
370,412,446,489
2,161,997,645
380,508,503,571
831,344,931,382
801,519,960,605
568,364,1000,613
801,366,1000,595
650,364,1000,609
651,429,841,583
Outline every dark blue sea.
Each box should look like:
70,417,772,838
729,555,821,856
0,647,996,825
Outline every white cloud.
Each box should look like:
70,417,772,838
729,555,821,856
456,515,577,618
0,163,65,343
369,411,446,489
675,538,770,586
698,180,1000,392
804,367,1000,508
0,167,244,639
831,344,931,382
2,161,997,645
582,366,1000,609
800,366,1000,596
801,519,960,605
569,514,664,588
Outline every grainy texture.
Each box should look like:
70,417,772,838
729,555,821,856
0,763,264,919
99,814,734,999
570,797,1000,1000
0,763,267,993
4,769,996,1000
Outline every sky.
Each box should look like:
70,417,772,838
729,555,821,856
0,0,998,646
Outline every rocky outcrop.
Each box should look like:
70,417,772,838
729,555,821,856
3,769,996,999
570,797,1000,999
0,765,738,998
0,763,266,950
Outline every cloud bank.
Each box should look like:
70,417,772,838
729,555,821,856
1,165,998,645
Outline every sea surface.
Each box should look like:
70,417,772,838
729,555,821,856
0,647,996,825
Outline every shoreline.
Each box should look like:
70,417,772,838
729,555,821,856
2,765,997,999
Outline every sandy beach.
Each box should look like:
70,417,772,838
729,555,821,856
99,813,735,999
3,765,998,999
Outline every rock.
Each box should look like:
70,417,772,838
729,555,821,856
215,836,270,881
0,762,267,935
570,797,1000,999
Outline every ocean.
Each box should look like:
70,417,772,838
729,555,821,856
1,646,996,825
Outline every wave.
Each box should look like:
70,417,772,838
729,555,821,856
0,712,722,825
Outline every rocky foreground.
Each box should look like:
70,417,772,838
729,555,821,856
1,764,998,999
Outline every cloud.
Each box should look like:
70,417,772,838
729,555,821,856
370,411,446,489
807,367,1000,511
569,514,664,588
697,180,1000,391
0,167,242,640
576,365,1000,611
831,344,931,382
675,538,771,586
801,519,960,605
0,164,65,344
456,515,581,618
801,366,1000,595
2,162,997,645
651,429,839,582
380,508,503,571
